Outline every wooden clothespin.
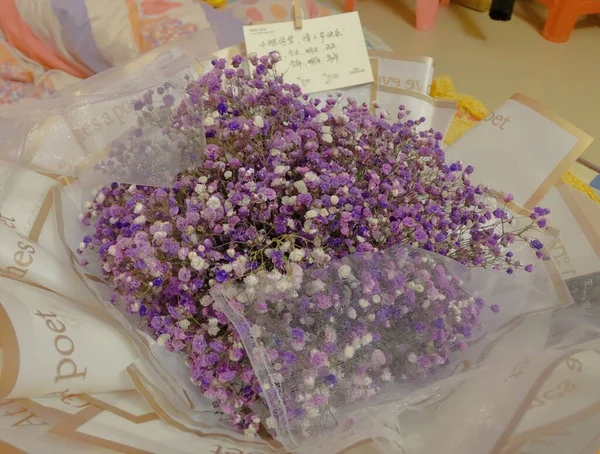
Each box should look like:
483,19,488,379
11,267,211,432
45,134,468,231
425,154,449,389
293,0,303,29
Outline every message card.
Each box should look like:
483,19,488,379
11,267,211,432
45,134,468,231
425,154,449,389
243,12,373,93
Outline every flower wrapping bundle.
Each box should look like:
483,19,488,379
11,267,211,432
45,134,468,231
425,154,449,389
1,34,599,454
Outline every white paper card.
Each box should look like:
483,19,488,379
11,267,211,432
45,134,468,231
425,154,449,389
446,95,591,209
541,185,600,279
243,12,373,93
373,54,434,94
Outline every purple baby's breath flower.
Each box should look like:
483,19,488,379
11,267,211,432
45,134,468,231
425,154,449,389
323,374,337,386
309,350,328,368
530,239,544,250
81,53,549,437
163,95,175,107
215,269,229,283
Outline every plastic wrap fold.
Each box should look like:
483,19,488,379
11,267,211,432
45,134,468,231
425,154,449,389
0,43,599,454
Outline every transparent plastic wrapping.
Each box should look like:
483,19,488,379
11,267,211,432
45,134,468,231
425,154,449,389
0,44,599,454
0,30,221,193
210,243,582,452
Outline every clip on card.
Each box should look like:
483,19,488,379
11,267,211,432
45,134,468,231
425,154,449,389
293,0,303,29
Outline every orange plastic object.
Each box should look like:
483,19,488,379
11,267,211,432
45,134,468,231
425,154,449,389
416,0,440,30
342,0,358,13
536,0,600,42
342,0,450,31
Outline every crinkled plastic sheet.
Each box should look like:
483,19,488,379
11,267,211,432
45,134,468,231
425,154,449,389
0,30,221,197
1,43,600,454
211,242,598,453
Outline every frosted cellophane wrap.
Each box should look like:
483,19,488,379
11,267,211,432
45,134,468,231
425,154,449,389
0,31,223,195
211,241,594,453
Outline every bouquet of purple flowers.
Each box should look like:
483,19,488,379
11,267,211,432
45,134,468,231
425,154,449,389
79,53,550,450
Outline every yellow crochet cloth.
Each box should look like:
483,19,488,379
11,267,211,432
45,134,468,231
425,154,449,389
430,76,600,204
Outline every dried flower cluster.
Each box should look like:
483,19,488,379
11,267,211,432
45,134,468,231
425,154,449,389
80,54,549,436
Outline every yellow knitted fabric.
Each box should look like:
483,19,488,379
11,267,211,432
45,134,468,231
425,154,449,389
430,76,598,203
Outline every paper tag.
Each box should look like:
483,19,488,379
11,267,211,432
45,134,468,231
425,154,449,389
369,50,434,94
243,12,373,93
541,184,600,280
446,94,593,209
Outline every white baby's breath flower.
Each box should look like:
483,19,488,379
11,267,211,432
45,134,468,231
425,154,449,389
372,294,381,304
250,324,262,338
367,314,376,322
157,334,170,346
223,170,232,179
265,417,276,429
304,171,318,182
344,345,355,359
303,376,315,388
358,298,370,308
106,245,117,256
134,215,146,224
362,333,373,345
153,231,167,240
321,133,333,143
253,115,264,128
282,196,297,205
274,165,288,175
407,353,418,364
208,326,220,336
96,193,105,204
347,307,357,319
311,248,329,262
315,113,328,123
178,319,191,330
414,284,424,293
244,274,259,288
422,301,431,310
79,242,86,251
305,210,318,219
203,116,215,127
207,196,221,209
289,249,305,262
84,201,93,209
276,279,291,292
381,368,392,382
294,180,308,194
330,195,339,205
337,264,352,279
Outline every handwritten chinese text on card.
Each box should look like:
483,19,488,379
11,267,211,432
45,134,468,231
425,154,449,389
243,12,373,94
